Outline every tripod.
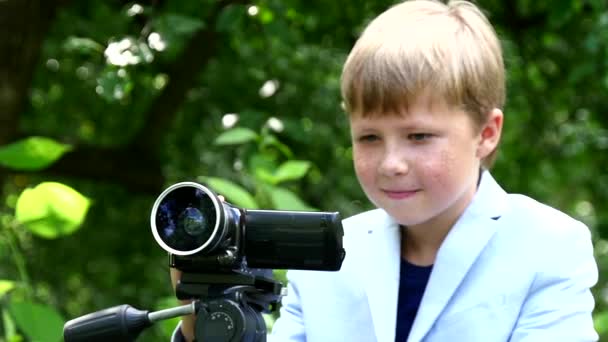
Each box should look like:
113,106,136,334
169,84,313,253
177,270,284,342
63,270,284,342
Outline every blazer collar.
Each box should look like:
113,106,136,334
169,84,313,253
360,171,508,342
359,210,401,342
408,170,507,341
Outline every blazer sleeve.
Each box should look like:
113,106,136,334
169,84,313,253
509,221,598,342
268,271,307,342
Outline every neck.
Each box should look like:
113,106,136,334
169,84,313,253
401,226,446,266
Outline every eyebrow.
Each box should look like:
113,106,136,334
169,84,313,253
351,119,436,131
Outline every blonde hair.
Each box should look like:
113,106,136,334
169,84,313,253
341,0,505,166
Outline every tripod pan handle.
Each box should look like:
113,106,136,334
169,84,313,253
63,304,151,342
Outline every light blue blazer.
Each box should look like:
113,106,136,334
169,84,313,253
269,172,598,341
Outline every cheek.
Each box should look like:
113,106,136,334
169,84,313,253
419,148,455,189
353,151,375,182
422,142,478,196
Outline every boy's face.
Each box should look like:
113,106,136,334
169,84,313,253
350,98,500,231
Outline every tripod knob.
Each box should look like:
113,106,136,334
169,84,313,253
206,311,236,339
196,298,266,342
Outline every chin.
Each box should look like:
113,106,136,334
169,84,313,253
385,211,428,227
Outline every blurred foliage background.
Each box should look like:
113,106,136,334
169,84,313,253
0,0,607,340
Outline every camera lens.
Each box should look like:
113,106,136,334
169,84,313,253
178,207,207,236
151,183,221,255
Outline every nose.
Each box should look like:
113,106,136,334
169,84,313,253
378,147,409,176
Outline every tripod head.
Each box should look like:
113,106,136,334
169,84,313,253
178,269,283,342
63,269,284,342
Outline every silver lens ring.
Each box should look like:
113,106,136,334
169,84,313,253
150,182,223,256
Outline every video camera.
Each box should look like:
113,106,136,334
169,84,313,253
63,181,346,342
152,182,345,272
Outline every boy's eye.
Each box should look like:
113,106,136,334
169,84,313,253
357,134,379,143
408,133,433,141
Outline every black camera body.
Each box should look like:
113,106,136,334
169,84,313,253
151,182,346,273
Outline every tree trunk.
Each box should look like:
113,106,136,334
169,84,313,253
0,0,60,187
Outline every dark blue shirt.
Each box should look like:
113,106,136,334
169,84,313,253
395,259,433,341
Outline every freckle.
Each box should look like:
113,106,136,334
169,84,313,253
435,150,452,185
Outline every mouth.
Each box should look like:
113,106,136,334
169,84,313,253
382,189,419,199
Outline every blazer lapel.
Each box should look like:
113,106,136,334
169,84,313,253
407,171,507,342
360,211,401,342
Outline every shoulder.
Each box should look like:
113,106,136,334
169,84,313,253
479,171,591,244
497,193,594,272
504,193,590,240
499,197,598,339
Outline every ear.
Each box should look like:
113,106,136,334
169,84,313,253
476,108,503,159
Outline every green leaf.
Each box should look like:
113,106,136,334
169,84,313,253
249,154,278,172
63,36,104,54
260,134,293,158
156,13,205,35
595,311,608,334
15,182,91,239
0,280,15,297
259,7,274,24
216,4,245,33
270,187,315,211
254,168,278,185
214,128,259,146
2,309,19,342
9,301,64,342
248,154,279,184
273,269,287,284
198,177,259,209
263,313,277,333
0,137,72,171
273,160,311,184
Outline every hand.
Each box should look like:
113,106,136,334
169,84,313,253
170,268,196,341
169,195,224,342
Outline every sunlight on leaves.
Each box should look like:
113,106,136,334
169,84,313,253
263,313,277,333
2,309,20,342
214,127,259,145
0,137,72,171
15,182,91,239
63,36,104,54
0,280,16,298
595,311,608,334
273,160,311,184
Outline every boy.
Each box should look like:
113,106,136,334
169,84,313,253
172,0,598,340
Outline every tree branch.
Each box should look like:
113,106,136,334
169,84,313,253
2,0,248,194
131,0,249,153
39,147,164,194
